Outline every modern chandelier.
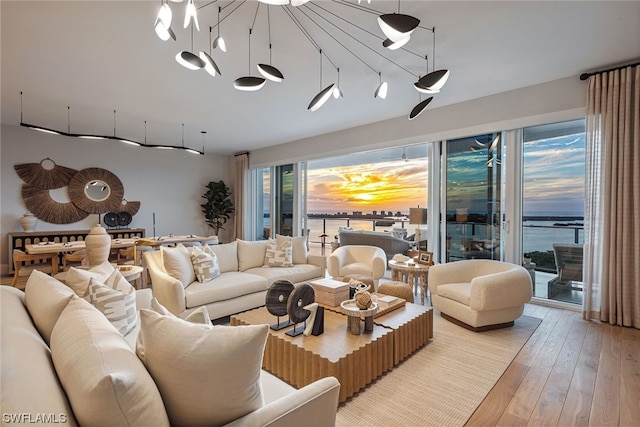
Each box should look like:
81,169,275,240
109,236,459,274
154,0,450,118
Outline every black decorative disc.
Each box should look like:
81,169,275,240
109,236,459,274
266,280,294,317
117,211,132,226
287,283,315,324
103,212,118,227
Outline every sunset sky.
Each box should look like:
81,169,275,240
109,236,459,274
306,126,585,217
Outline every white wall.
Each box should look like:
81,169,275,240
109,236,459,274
0,124,234,273
249,76,587,168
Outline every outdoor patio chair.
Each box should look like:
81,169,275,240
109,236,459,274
547,243,583,299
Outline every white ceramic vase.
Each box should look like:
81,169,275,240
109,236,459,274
20,212,37,232
85,224,111,266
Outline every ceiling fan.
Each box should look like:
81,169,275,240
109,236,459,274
382,147,410,162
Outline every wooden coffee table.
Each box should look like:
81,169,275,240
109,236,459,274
231,306,394,403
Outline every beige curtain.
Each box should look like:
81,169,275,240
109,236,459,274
234,152,249,240
584,65,640,328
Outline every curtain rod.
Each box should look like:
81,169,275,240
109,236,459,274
579,60,640,80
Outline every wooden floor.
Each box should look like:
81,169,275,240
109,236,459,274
4,268,640,426
466,304,640,427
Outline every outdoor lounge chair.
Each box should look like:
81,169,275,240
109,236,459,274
547,243,583,300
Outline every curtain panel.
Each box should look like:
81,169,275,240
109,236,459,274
234,153,249,240
584,65,640,328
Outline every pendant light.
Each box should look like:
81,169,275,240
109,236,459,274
200,27,221,77
414,29,450,93
291,0,310,5
154,0,176,41
176,24,204,70
258,0,289,5
382,34,410,50
408,95,433,120
213,6,226,52
183,0,199,31
378,0,420,43
257,7,284,82
308,50,335,111
112,110,141,146
374,72,388,99
333,68,343,99
234,29,266,91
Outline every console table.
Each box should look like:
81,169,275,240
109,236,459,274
8,228,145,273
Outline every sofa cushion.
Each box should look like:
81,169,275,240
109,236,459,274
238,239,268,271
208,240,239,273
88,278,137,335
291,235,309,265
246,264,323,286
184,271,268,308
24,270,77,346
65,262,115,298
437,282,472,306
50,297,170,427
190,245,220,282
264,238,293,267
1,286,77,425
161,244,196,287
137,309,268,426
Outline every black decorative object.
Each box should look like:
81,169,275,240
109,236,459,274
311,306,324,336
286,283,315,337
117,211,132,226
103,212,118,227
265,280,295,331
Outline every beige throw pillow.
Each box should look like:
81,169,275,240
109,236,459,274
190,245,220,282
88,278,137,335
24,270,76,345
50,297,170,427
137,309,268,426
161,243,196,287
137,298,211,362
65,262,115,298
264,238,293,267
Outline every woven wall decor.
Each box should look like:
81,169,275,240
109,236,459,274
14,158,77,190
21,184,89,224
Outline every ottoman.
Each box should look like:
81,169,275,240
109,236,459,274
377,281,414,303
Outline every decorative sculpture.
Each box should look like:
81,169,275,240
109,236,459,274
285,283,315,337
265,280,295,330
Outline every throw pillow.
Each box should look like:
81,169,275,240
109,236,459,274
137,309,268,426
190,246,220,282
137,298,211,362
204,240,239,273
50,297,170,427
24,270,76,346
64,262,115,298
87,278,137,335
237,239,269,271
161,243,196,287
282,235,308,265
264,238,293,267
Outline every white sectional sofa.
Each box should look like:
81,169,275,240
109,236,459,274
1,270,340,427
145,237,326,320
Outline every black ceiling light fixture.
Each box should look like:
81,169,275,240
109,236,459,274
414,28,450,94
234,28,266,91
308,50,335,112
257,6,284,83
200,27,221,77
176,18,205,70
378,1,420,43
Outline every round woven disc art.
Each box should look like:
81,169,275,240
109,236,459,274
265,280,294,317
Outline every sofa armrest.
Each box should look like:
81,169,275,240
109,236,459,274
327,251,346,278
428,262,476,294
306,254,326,271
143,252,187,315
224,377,340,427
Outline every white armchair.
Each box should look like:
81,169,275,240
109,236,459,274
327,245,386,290
429,259,532,331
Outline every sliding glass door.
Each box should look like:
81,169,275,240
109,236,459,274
443,133,503,262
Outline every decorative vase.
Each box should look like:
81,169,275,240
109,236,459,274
20,212,37,232
85,224,111,266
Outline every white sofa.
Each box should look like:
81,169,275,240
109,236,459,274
327,245,387,291
1,270,340,427
145,238,326,320
428,259,533,331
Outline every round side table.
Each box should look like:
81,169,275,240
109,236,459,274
387,260,431,305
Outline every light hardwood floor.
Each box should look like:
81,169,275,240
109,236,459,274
4,270,639,426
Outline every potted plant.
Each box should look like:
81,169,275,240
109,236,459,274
201,180,234,238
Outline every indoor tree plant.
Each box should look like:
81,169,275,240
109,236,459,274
201,180,234,239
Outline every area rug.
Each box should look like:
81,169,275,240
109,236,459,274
335,313,541,427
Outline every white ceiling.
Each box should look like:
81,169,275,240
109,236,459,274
2,1,639,155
